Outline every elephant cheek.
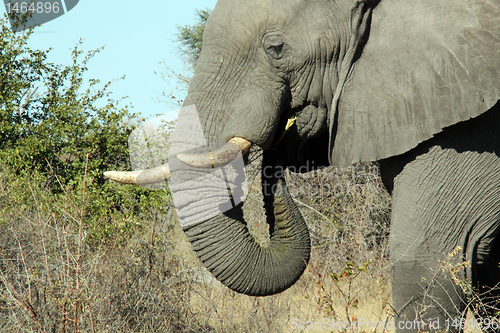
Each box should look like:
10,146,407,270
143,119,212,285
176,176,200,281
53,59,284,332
219,88,284,150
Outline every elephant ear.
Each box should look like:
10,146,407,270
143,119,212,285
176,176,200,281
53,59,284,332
330,0,500,166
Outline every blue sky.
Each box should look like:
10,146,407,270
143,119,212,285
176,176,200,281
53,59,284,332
1,0,218,120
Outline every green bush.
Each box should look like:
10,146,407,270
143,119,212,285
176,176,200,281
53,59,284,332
0,15,131,188
0,16,175,245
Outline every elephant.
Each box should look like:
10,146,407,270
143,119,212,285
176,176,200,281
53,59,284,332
105,0,500,331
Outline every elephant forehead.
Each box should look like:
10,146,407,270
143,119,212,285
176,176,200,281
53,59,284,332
213,0,302,16
209,0,306,36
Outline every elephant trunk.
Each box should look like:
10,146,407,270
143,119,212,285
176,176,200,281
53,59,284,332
182,156,310,296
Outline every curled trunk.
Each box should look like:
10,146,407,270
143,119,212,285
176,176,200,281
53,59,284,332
182,154,311,296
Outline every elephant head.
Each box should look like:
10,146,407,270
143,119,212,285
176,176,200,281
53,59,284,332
106,0,500,296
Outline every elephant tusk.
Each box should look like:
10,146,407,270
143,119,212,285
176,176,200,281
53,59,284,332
177,137,253,168
104,164,171,185
274,116,297,146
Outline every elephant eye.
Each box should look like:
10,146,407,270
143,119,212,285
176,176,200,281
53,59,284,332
264,35,287,60
266,42,284,59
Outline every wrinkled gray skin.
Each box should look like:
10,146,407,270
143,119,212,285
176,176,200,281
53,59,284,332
177,0,500,331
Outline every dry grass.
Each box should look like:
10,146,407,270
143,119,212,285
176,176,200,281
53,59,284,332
0,170,209,332
0,156,494,332
2,161,492,332
0,162,394,332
